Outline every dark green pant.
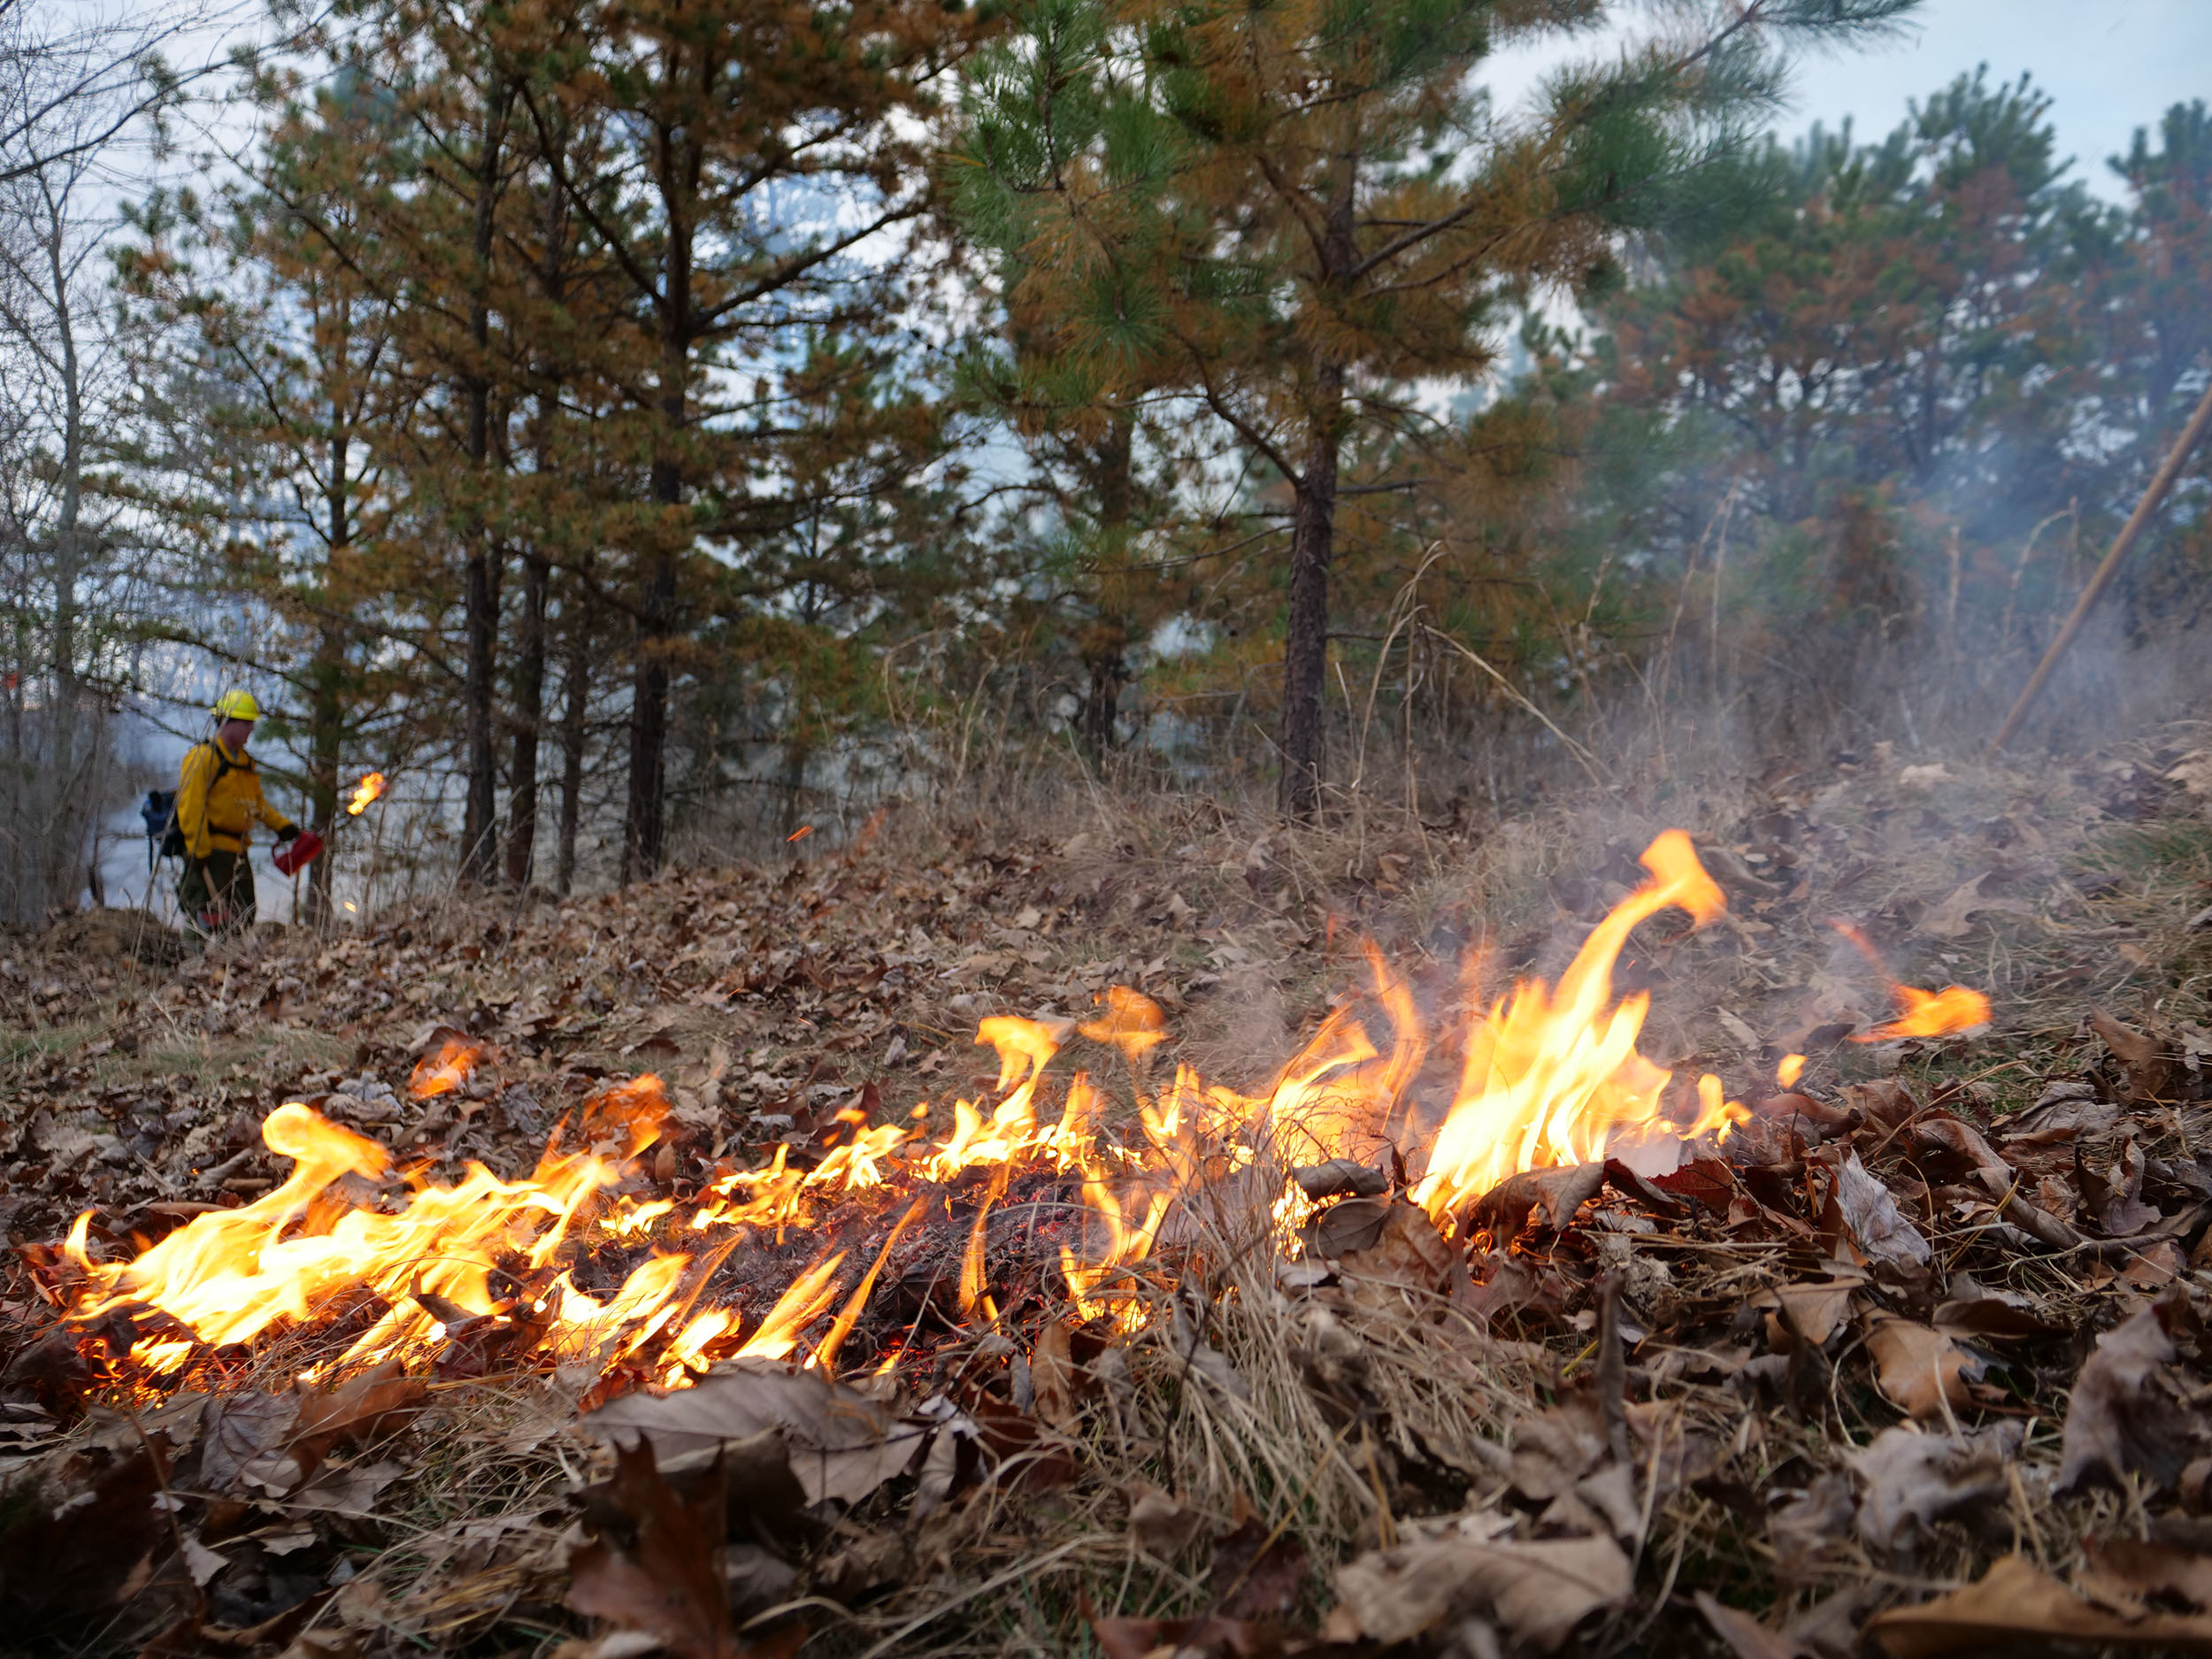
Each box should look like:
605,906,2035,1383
179,849,257,930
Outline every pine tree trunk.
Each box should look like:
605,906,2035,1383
459,85,513,885
305,624,344,923
1278,360,1342,822
1278,154,1356,825
1075,408,1134,763
505,551,549,885
557,566,591,896
463,545,501,878
623,161,692,883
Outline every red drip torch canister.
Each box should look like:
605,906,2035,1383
273,829,325,876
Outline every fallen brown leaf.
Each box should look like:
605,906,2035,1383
1867,1552,2212,1656
1470,1163,1604,1238
2092,1010,2187,1104
568,1437,731,1659
1029,1320,1079,1430
2082,1536,2212,1617
289,1362,426,1477
582,1359,923,1506
0,1434,172,1633
1211,1515,1307,1621
198,1391,306,1496
1850,1423,2017,1556
1865,1317,1984,1422
1695,1591,1815,1659
1332,1200,1455,1299
1327,1523,1630,1653
2078,1126,2162,1236
1292,1159,1387,1201
1302,1195,1388,1258
2059,1288,2208,1494
1829,1152,1932,1270
1126,1483,1210,1557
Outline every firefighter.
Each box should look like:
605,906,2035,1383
175,690,300,933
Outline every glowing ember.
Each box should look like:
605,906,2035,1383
347,771,387,815
54,831,1991,1392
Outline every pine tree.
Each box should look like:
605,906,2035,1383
530,0,985,880
957,0,1916,818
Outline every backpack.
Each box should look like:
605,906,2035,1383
142,790,180,861
148,742,244,862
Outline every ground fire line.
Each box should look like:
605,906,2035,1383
47,832,1989,1398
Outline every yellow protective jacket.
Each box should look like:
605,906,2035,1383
176,736,294,859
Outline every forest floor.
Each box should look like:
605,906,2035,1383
3,727,2212,1659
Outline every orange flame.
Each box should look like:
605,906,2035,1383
1832,921,1993,1041
58,832,1990,1391
1411,831,1744,1219
408,1034,482,1101
1856,983,1992,1041
347,772,387,815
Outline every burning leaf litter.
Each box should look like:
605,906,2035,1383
4,741,2212,1657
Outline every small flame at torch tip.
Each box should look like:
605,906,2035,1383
346,771,387,815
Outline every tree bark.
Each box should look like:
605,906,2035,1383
459,83,514,885
622,118,694,883
304,622,344,923
1278,360,1342,822
557,561,591,895
509,136,571,890
1074,408,1133,763
1276,160,1356,824
505,550,549,885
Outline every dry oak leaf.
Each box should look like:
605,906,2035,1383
1469,1163,1605,1238
1210,1515,1308,1622
1695,1591,1816,1659
1333,1201,1456,1302
198,1390,307,1496
1864,1317,1985,1422
567,1438,731,1659
0,1434,173,1632
1091,1613,1285,1659
1867,1552,2212,1657
2059,1288,2207,1494
1849,1423,2018,1557
2092,1010,2189,1106
1506,1394,1609,1502
1326,1523,1631,1653
1759,1279,1863,1349
2078,1126,2161,1236
1830,1152,1932,1269
583,1360,923,1508
1920,873,2036,941
1029,1320,1079,1431
1125,1483,1210,1558
2081,1536,2212,1617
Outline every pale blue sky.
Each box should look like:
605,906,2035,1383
1485,0,2212,201
1786,0,2212,197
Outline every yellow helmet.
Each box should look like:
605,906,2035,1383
213,689,259,722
